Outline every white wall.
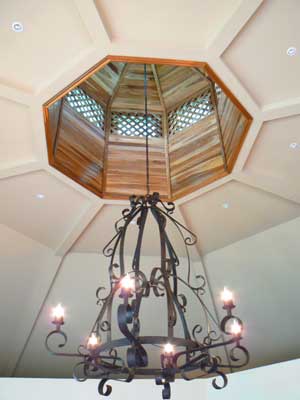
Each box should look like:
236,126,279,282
0,224,62,376
2,358,300,400
207,358,300,399
0,377,207,400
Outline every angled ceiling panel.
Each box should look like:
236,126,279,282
181,180,300,254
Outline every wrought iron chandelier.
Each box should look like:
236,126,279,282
46,65,249,399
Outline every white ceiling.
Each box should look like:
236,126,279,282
0,0,300,380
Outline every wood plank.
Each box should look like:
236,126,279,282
53,103,105,194
105,135,168,198
169,113,225,197
218,92,249,171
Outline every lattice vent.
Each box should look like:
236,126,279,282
66,88,105,130
168,89,214,135
111,112,162,137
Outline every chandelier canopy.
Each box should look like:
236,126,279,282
45,65,249,399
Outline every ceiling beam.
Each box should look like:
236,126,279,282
262,96,300,121
233,171,300,205
207,0,264,57
0,161,44,180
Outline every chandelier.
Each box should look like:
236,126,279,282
45,65,249,399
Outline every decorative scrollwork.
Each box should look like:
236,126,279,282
98,379,112,396
45,192,248,399
45,330,68,354
100,321,111,332
192,324,203,343
229,345,250,367
212,371,228,390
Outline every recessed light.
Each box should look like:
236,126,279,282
222,202,230,209
287,47,297,56
289,142,300,149
36,193,45,199
11,21,24,32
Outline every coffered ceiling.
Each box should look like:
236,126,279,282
1,0,300,381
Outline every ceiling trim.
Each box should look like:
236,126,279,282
207,0,264,57
0,161,43,180
262,97,300,122
55,201,104,256
73,0,111,49
0,83,34,106
231,118,263,173
233,171,300,206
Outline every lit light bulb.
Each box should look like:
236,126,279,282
88,333,99,348
52,303,64,321
120,274,135,291
221,287,234,303
164,343,174,354
230,319,242,336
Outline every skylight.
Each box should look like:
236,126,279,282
168,90,213,135
111,111,162,138
66,88,105,130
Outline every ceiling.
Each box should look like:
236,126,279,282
1,0,300,380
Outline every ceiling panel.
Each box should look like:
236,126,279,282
181,180,300,255
244,115,300,202
0,0,92,91
0,97,36,168
222,0,300,107
0,171,90,249
205,216,300,369
95,0,241,48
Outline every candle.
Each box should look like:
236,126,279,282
164,343,174,354
230,319,242,336
88,333,99,348
221,287,234,303
120,274,135,291
52,303,64,324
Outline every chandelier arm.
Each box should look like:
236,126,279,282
45,330,83,357
174,336,240,367
132,206,148,272
118,205,144,275
154,206,196,283
150,206,176,337
117,302,148,368
155,213,179,296
173,274,219,328
157,207,197,247
91,285,119,337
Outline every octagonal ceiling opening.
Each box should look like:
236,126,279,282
44,56,252,200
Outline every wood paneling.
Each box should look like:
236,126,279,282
43,56,252,200
111,64,162,113
218,92,249,171
80,62,124,106
156,65,209,110
51,102,105,194
47,99,62,145
105,135,168,198
169,114,225,198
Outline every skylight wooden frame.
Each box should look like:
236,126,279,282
43,55,253,201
